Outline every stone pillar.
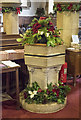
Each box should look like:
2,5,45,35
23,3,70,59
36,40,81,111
27,65,62,90
27,66,35,87
24,45,66,89
3,13,6,33
57,11,79,47
3,12,19,34
0,0,21,34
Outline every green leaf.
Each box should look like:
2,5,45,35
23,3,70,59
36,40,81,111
16,38,22,42
57,99,62,104
20,34,23,37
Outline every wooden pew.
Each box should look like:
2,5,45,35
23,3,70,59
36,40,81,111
0,32,23,50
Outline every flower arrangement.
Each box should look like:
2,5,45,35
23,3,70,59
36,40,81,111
17,17,63,47
35,8,45,17
0,7,22,14
53,3,80,13
23,81,71,104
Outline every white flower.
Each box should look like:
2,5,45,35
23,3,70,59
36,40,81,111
28,91,32,94
38,30,40,34
40,31,44,35
46,33,49,37
30,94,34,98
38,31,44,35
57,83,59,86
28,90,37,99
33,90,37,95
61,82,64,84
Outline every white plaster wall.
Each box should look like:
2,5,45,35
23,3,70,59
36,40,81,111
0,0,21,3
19,2,39,16
19,2,46,16
48,0,54,14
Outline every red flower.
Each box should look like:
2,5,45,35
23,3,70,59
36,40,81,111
35,30,38,33
53,35,60,37
49,21,53,25
36,24,41,28
67,6,71,10
67,4,73,10
47,89,50,94
33,23,38,28
57,4,61,8
48,28,54,32
0,8,2,11
47,26,54,32
53,35,57,37
32,28,38,33
33,23,41,29
58,7,62,11
53,85,56,87
57,4,62,11
40,17,46,20
16,7,20,14
38,88,42,92
52,89,56,93
80,6,81,10
56,90,59,97
61,83,65,86
70,3,73,7
52,89,59,97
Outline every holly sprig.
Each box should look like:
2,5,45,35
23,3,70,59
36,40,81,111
53,3,81,13
17,17,64,47
1,7,22,14
23,81,71,104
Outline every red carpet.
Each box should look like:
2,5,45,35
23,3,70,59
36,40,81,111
2,78,81,119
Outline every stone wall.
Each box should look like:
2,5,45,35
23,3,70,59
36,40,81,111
19,16,57,27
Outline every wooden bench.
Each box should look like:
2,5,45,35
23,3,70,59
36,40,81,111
0,63,20,109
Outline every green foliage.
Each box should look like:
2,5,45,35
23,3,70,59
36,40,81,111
17,17,64,47
1,7,22,13
23,81,71,104
53,3,80,13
